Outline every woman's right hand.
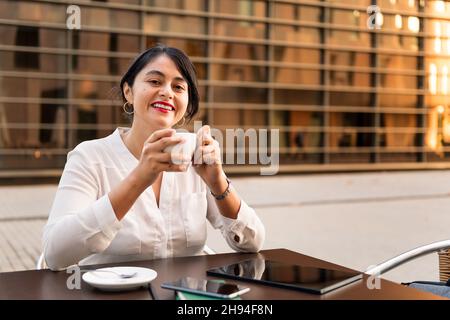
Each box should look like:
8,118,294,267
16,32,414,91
134,128,190,186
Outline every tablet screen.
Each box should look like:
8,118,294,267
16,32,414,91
206,259,362,295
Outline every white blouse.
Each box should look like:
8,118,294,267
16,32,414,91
43,128,265,270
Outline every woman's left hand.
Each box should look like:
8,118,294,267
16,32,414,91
193,125,223,188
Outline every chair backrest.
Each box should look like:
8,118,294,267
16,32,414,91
438,249,450,282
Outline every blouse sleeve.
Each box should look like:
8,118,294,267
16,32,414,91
206,183,265,253
42,145,121,270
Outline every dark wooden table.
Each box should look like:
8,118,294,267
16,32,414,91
0,249,445,300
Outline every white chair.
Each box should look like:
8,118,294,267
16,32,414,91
366,239,450,276
366,239,450,298
36,253,47,270
203,245,216,255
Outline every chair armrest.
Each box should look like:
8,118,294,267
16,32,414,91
36,253,47,270
365,239,450,276
203,245,216,255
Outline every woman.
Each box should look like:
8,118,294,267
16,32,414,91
42,45,265,270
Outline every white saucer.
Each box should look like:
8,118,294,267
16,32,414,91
82,266,157,291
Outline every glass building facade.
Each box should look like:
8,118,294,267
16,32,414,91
0,0,449,176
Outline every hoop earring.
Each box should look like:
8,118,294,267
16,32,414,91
123,102,134,115
176,117,186,128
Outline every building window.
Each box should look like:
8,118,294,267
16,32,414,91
109,33,119,75
14,26,40,69
72,30,80,70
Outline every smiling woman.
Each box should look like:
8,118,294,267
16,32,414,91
42,45,265,271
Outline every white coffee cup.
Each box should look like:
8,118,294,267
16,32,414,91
163,132,197,165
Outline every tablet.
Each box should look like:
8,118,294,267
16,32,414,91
206,259,362,295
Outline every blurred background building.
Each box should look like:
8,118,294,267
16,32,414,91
0,0,449,177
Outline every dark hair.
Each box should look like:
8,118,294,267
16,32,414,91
119,44,199,121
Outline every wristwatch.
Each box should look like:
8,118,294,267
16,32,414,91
210,178,231,200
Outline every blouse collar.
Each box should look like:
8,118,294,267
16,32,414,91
109,127,139,169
